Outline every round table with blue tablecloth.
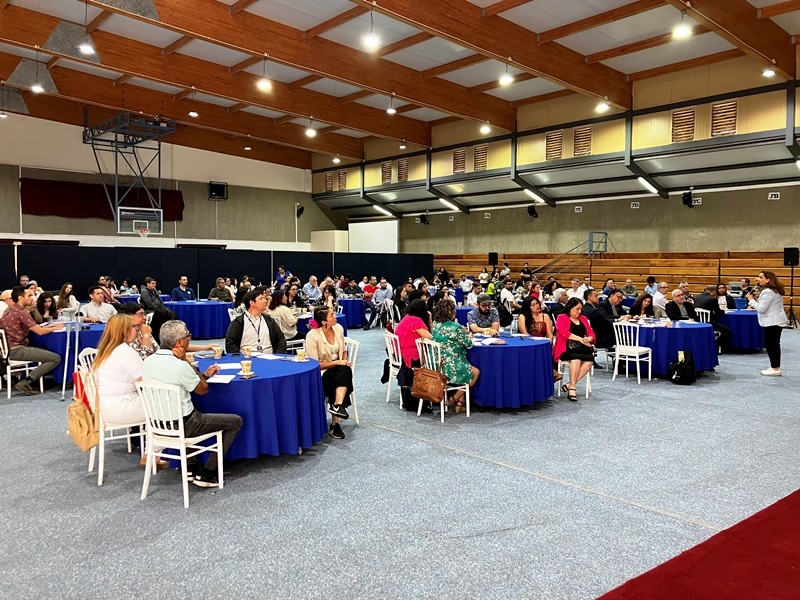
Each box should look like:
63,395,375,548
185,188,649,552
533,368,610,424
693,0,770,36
192,354,327,459
297,313,347,336
164,300,232,339
110,294,170,304
466,336,554,408
635,322,719,376
734,297,748,310
622,297,635,308
338,298,366,327
718,310,763,350
456,306,473,326
454,288,465,304
29,323,105,384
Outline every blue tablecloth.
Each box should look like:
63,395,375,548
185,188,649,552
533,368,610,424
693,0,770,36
297,313,348,336
338,298,366,327
109,294,169,304
164,301,231,339
454,288,465,304
734,297,748,310
467,336,553,408
29,324,105,384
636,322,718,376
456,306,473,326
622,297,635,308
193,354,327,459
718,310,763,350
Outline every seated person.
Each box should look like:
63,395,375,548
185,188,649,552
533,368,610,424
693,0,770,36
0,285,63,395
466,282,483,307
142,320,242,488
582,289,614,350
81,285,118,323
665,288,697,320
678,281,694,303
629,293,655,318
148,307,220,352
119,303,159,359
140,277,164,313
33,292,59,324
170,275,196,301
372,278,394,307
644,276,658,296
225,289,286,354
601,278,616,296
554,298,596,402
394,300,434,412
97,276,116,304
500,279,522,314
208,277,234,302
268,290,304,342
550,288,569,318
459,274,473,293
314,284,339,314
118,277,138,295
566,279,582,299
518,296,553,341
0,289,11,319
431,299,479,413
286,282,307,310
716,283,736,310
740,278,754,297
225,277,237,298
597,289,630,322
620,279,638,298
652,282,670,317
542,277,561,299
231,287,250,318
693,285,732,347
305,306,354,440
56,283,79,319
466,293,499,336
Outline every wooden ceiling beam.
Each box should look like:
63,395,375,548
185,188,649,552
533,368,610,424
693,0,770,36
0,5,430,145
469,72,535,95
420,54,490,80
538,0,662,44
79,0,516,129
274,115,298,125
338,90,373,104
481,0,532,18
662,0,795,79
586,26,709,64
0,0,8,9
370,32,433,59
348,0,632,109
304,6,368,40
627,48,746,81
317,126,340,135
228,55,261,75
227,102,250,113
173,88,195,101
86,9,113,34
509,89,575,109
288,74,322,90
113,73,134,86
229,0,258,16
0,51,361,157
45,56,59,70
162,35,192,56
757,0,800,19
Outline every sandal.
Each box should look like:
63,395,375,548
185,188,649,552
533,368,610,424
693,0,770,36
560,384,569,394
567,387,578,402
553,370,563,382
454,400,467,414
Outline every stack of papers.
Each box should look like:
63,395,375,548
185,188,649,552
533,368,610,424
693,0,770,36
216,363,241,370
480,338,506,345
207,374,235,384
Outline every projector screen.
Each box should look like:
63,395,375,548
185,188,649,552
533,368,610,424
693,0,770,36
348,221,398,254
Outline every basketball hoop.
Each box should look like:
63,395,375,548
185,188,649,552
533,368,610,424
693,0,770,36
137,228,150,239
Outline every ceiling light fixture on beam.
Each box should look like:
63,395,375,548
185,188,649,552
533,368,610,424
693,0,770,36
374,205,393,217
498,62,514,86
480,123,491,134
78,0,95,55
31,48,43,93
386,94,397,115
439,198,458,211
637,176,659,195
256,55,272,91
524,188,546,203
305,118,317,138
363,10,380,50
672,11,693,40
595,100,610,113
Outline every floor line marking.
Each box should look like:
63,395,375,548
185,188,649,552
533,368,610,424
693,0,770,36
361,418,722,533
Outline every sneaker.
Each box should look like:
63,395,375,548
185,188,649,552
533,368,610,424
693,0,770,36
329,422,345,439
327,402,349,419
15,380,37,396
192,469,220,488
761,368,782,377
363,325,371,331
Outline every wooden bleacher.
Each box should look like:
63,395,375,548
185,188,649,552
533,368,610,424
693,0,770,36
435,251,795,310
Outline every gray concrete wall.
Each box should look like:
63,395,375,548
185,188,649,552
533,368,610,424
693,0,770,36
399,186,800,254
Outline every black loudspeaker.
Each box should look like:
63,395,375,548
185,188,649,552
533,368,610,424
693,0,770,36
488,252,498,265
784,247,799,267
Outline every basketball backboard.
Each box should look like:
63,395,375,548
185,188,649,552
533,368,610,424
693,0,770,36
117,207,163,235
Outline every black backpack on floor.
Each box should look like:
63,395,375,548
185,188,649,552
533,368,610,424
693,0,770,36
668,351,696,385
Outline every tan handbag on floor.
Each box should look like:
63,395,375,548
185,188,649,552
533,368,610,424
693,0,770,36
411,364,447,404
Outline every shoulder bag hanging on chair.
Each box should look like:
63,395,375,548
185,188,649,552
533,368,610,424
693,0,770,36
67,371,99,452
412,363,447,403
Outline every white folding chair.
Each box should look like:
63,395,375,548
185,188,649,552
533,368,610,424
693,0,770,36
612,321,652,384
136,381,224,508
286,338,305,354
384,331,403,407
78,347,97,373
556,360,592,398
695,308,711,323
84,368,147,485
227,308,237,321
0,329,44,398
416,338,470,422
510,315,519,333
336,304,344,314
344,337,360,424
145,312,153,325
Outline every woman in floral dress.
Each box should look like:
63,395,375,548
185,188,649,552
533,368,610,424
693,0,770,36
431,299,480,413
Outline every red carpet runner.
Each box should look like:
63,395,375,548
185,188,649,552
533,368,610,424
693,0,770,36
598,489,800,600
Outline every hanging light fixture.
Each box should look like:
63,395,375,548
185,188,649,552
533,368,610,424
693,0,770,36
187,90,199,117
305,118,317,137
480,123,491,134
498,64,514,87
332,155,341,164
78,1,95,55
256,55,272,91
762,66,776,78
363,10,380,50
595,100,610,113
672,11,692,40
399,140,406,150
386,95,397,115
31,50,44,93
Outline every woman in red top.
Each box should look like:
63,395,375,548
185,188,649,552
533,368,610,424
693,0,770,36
553,297,595,402
517,296,552,341
393,300,433,412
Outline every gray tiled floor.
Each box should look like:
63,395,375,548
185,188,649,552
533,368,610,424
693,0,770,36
0,327,797,599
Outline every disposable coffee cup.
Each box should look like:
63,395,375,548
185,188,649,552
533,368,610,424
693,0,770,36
296,349,306,361
241,360,252,374
213,347,223,360
242,346,252,358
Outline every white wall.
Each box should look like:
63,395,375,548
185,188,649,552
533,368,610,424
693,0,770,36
348,221,398,254
310,230,349,252
0,114,310,192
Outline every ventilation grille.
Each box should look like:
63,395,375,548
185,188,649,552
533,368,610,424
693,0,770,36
324,172,334,192
711,100,737,137
338,170,347,191
398,157,409,182
671,107,696,143
573,126,592,157
381,161,392,185
473,144,488,171
545,130,563,160
453,147,466,173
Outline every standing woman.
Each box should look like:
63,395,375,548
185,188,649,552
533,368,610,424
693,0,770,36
553,298,596,401
747,271,788,376
305,307,353,440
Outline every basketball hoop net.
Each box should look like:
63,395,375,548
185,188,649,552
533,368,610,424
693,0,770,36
137,228,150,239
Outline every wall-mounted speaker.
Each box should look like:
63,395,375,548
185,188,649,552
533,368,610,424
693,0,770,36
209,181,228,200
488,252,498,265
784,247,799,267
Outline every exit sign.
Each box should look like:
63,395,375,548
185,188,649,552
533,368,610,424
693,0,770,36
574,206,583,213
630,202,640,209
768,192,780,200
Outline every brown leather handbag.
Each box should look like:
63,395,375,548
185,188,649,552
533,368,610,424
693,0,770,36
411,365,447,403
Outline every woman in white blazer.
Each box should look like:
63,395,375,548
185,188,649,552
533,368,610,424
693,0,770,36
747,271,788,376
